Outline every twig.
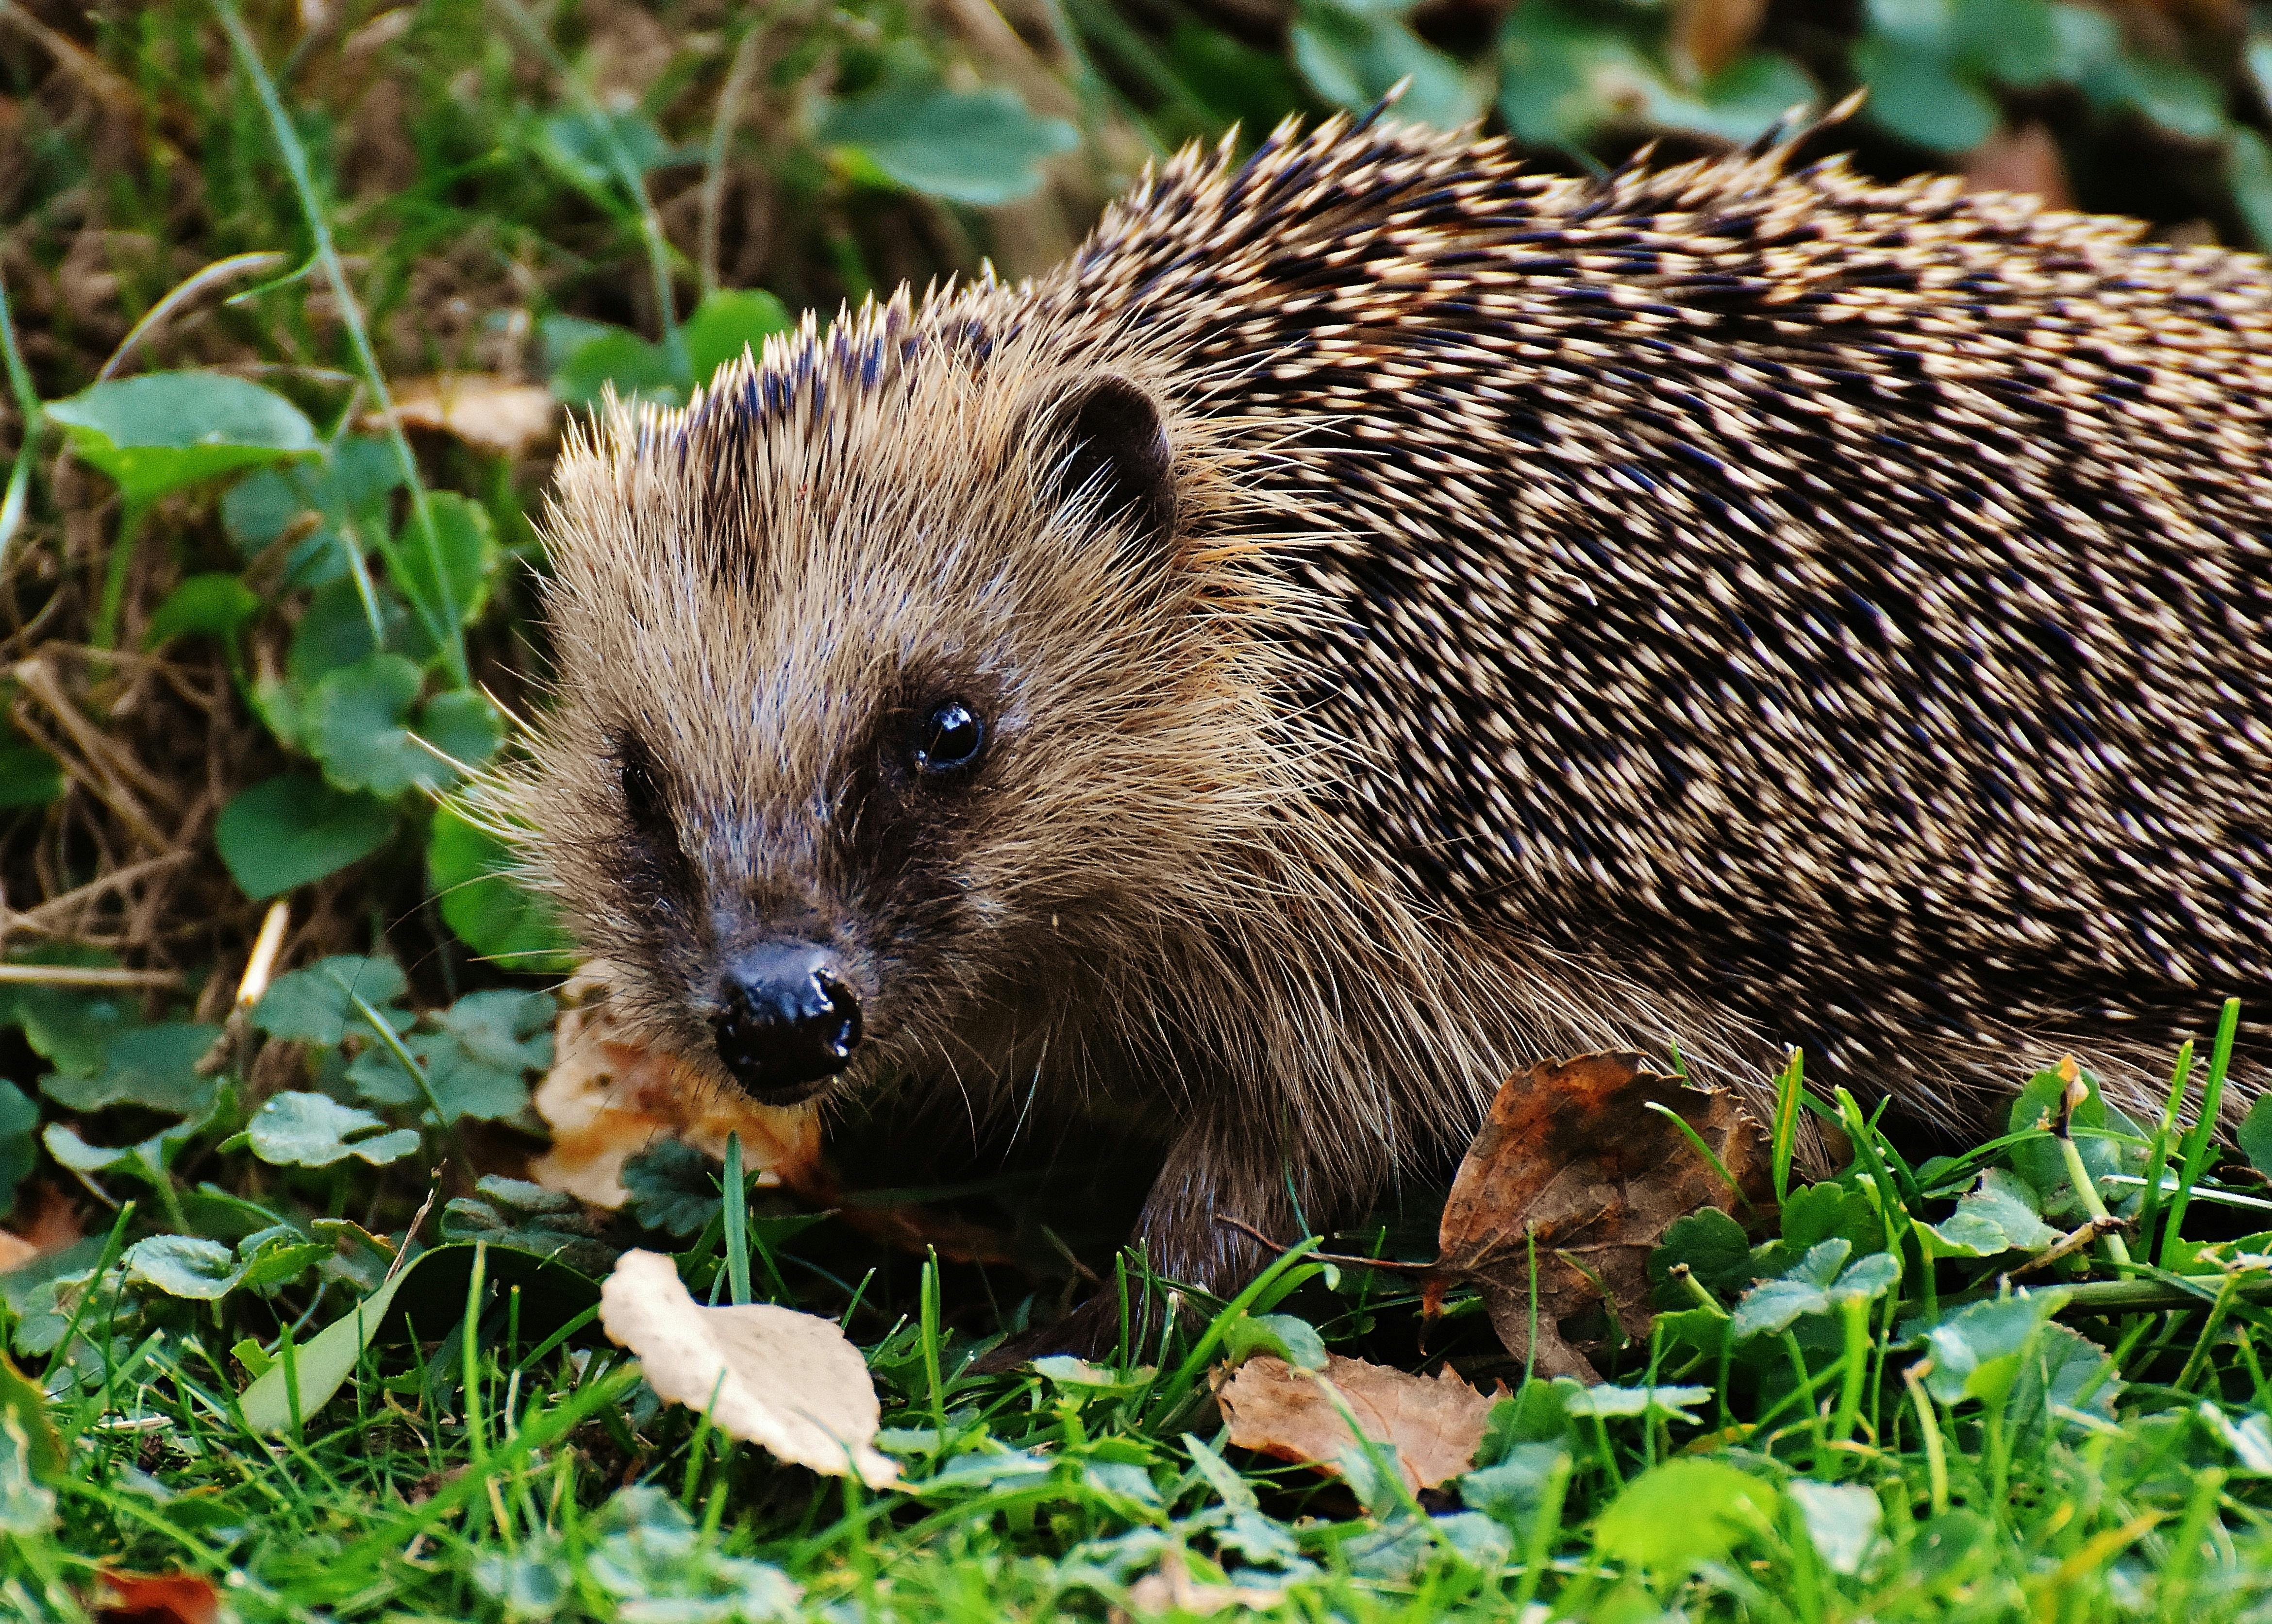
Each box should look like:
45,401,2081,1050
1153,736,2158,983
699,22,766,301
0,963,182,988
1211,1213,1434,1273
0,852,188,937
2008,1215,2132,1278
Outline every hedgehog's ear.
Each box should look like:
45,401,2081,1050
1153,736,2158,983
1029,374,1177,553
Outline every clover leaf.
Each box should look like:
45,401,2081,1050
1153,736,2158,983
246,1092,419,1168
254,955,413,1045
40,1022,221,1116
46,372,319,509
1730,1239,1902,1340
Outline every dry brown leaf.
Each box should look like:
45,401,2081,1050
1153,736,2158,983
1671,0,1769,79
1217,1353,1496,1491
1435,1051,1771,1381
1962,124,2073,210
381,374,558,458
599,1248,898,1486
1120,1550,1286,1617
528,966,823,1206
531,967,1019,1267
0,1183,85,1275
96,1572,222,1624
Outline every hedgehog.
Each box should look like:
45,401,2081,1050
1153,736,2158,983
507,107,2272,1337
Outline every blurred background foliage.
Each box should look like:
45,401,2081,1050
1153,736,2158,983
0,0,2270,1098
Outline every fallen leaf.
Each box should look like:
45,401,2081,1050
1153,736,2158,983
1961,123,2073,210
96,1572,221,1624
532,967,1016,1266
381,374,558,458
1671,0,1769,78
1434,1051,1771,1381
529,966,823,1206
0,1183,85,1274
1121,1549,1286,1617
598,1248,898,1486
1217,1353,1496,1491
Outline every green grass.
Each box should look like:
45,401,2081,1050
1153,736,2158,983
13,2,2272,1620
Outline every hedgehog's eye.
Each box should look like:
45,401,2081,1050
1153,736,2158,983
912,700,985,775
616,735,679,851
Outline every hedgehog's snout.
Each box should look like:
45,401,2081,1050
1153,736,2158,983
712,940,863,1105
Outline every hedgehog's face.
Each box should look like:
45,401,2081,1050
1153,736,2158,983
526,346,1254,1115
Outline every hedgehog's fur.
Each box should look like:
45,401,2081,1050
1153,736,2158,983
510,108,2272,1319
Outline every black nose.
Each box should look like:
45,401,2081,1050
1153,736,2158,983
712,941,862,1103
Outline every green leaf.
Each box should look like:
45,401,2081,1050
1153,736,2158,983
1558,1382,1712,1422
1921,1290,2066,1408
2122,57,2226,142
2047,0,2119,84
1293,4,1481,131
539,106,676,195
390,491,499,633
237,1263,412,1434
143,572,261,649
428,807,577,971
2242,1092,2272,1179
0,1082,37,1217
2007,1320,2119,1444
2230,129,2272,254
1921,1167,2060,1258
234,1228,332,1294
417,688,504,779
1866,0,1956,52
818,83,1078,206
441,1174,615,1275
1220,1311,1328,1370
0,743,64,810
1779,1181,1885,1256
0,1354,62,1482
215,773,396,900
551,325,683,409
1650,1207,1754,1303
1853,33,1997,152
1591,1457,1777,1574
1730,1239,1901,1339
123,1234,242,1301
474,1533,574,1620
2005,1064,2144,1218
253,954,412,1045
683,289,794,385
40,1022,221,1116
350,988,553,1122
1497,0,1652,148
246,1091,420,1168
0,1409,57,1537
1641,51,1817,144
306,654,434,796
1460,1441,1569,1534
0,962,133,1076
1955,0,2060,89
287,577,393,691
226,435,403,591
1789,1479,1883,1576
620,1139,721,1238
45,372,319,507
1167,23,1307,134
585,1486,800,1617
